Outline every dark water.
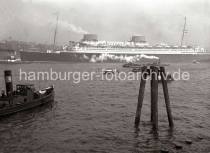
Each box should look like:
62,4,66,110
0,57,210,153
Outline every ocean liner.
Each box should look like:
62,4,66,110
20,17,208,63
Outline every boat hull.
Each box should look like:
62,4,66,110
20,51,210,63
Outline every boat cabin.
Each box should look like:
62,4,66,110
16,84,35,96
14,84,36,102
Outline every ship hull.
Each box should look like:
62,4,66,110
20,51,210,63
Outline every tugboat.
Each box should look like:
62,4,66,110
0,70,54,117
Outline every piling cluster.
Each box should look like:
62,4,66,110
134,64,174,132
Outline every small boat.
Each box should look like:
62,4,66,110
102,69,118,75
122,62,140,68
132,67,141,73
0,60,31,64
192,60,200,64
0,70,54,117
0,56,31,64
0,55,21,64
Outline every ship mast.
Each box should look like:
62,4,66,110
53,13,59,51
180,16,187,46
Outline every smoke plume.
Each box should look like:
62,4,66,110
59,20,88,34
89,54,159,63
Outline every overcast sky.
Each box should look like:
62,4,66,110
0,0,209,49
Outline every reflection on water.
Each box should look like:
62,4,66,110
0,59,210,153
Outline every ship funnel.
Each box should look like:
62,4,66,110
82,34,98,41
131,35,146,43
4,70,13,97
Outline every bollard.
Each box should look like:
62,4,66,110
160,67,174,128
134,66,148,127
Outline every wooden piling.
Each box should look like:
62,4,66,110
151,66,159,131
160,66,174,128
135,66,148,127
150,67,154,122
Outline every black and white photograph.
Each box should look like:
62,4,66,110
0,0,210,152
